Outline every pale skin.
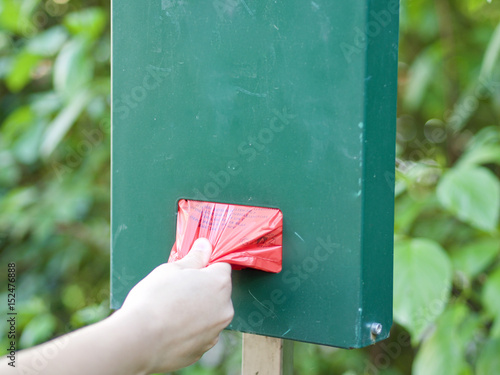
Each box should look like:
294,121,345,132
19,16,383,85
0,238,234,375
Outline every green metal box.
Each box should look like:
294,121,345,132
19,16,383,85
111,0,399,348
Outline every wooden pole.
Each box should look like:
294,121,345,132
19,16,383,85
242,333,294,375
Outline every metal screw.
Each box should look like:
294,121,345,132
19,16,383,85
370,323,383,336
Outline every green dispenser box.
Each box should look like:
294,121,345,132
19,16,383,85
111,0,399,348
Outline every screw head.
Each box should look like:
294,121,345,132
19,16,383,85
370,323,383,336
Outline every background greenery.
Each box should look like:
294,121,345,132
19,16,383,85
1,0,499,374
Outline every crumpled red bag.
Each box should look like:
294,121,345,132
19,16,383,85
168,199,283,272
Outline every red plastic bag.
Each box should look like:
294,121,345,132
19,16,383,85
169,200,283,272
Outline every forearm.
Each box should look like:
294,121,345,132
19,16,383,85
0,239,233,375
0,312,146,375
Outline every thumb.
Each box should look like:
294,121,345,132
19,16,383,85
175,237,213,269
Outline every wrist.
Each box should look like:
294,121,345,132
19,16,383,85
105,309,149,375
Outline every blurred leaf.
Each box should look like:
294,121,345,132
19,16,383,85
16,296,50,328
468,126,500,148
180,365,218,375
5,51,41,92
0,186,38,238
413,304,477,375
19,313,57,348
40,89,92,157
62,284,86,310
0,150,21,187
2,105,35,144
465,0,488,12
451,238,500,281
71,303,109,328
412,212,463,244
437,166,500,232
482,267,500,320
0,0,37,35
26,26,68,56
393,238,452,342
13,119,45,164
477,338,500,375
479,22,500,79
42,178,92,222
0,32,12,52
399,0,439,39
64,8,107,40
0,186,37,214
53,37,94,97
403,46,439,111
30,91,63,117
459,126,500,167
394,194,427,233
491,316,500,338
458,144,500,167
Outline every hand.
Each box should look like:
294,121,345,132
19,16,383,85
114,238,234,374
0,238,232,375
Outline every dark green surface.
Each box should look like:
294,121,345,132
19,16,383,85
111,0,399,348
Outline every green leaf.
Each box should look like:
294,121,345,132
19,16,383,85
12,120,45,165
53,37,94,98
492,319,500,338
469,126,500,148
459,126,500,167
40,89,92,157
19,313,57,348
482,267,500,320
412,213,459,244
0,0,37,35
451,238,500,280
403,51,434,110
26,26,68,56
0,32,11,53
61,284,86,310
393,238,452,342
458,144,500,167
0,150,21,187
437,166,500,232
413,304,477,375
64,8,107,40
5,51,41,92
403,45,441,111
479,22,500,79
2,105,35,143
30,92,63,117
71,303,109,327
477,338,500,375
394,194,427,234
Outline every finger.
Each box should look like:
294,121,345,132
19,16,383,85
174,238,213,269
204,262,233,299
204,262,232,274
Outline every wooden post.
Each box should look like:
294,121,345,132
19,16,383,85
242,333,294,375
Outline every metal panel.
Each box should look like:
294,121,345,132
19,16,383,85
111,0,399,348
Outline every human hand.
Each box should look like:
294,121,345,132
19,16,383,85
113,238,234,374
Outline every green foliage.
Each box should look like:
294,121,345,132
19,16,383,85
413,304,479,375
476,338,500,375
437,165,499,231
391,0,500,373
393,238,452,342
451,237,499,281
0,0,111,361
0,0,499,374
